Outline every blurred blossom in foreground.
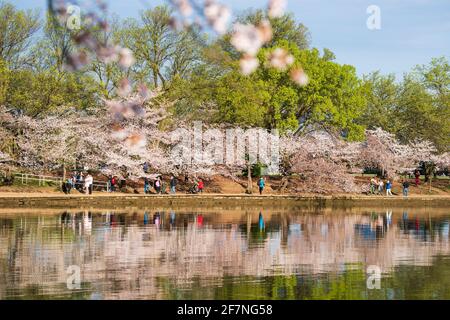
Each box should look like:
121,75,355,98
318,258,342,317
111,128,147,154
231,23,264,56
268,48,294,70
175,0,193,17
258,19,273,43
107,99,146,121
204,1,231,34
111,127,130,140
125,133,147,153
268,0,287,18
240,55,260,75
118,47,136,68
65,51,89,71
117,78,132,97
290,68,309,86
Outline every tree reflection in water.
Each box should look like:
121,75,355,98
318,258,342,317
0,206,449,299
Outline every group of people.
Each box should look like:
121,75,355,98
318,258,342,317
143,175,186,194
106,175,126,192
369,177,410,197
63,171,94,195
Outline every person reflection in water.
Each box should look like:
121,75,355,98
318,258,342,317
170,211,176,228
259,212,265,230
197,214,203,227
154,212,161,228
385,210,392,229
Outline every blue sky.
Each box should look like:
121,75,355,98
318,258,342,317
14,0,450,78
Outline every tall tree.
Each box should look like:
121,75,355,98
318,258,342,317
359,72,400,133
0,2,40,69
36,13,74,72
118,5,202,89
220,9,310,59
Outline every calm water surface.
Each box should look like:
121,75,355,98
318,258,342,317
0,205,449,299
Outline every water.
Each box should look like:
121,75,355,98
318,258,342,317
0,205,449,300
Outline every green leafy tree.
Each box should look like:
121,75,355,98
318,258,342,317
0,58,8,105
294,47,366,140
117,5,202,89
6,69,98,116
0,2,40,68
359,72,400,133
360,58,449,152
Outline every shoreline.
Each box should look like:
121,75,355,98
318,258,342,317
0,192,449,209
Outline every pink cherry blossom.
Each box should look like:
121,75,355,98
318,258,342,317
267,48,294,70
204,1,231,34
268,0,287,18
118,47,135,68
240,55,259,75
230,23,264,56
290,68,309,86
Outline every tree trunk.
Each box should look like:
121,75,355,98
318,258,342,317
247,161,252,194
62,161,66,181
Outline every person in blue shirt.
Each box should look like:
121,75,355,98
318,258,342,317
258,177,265,195
144,178,151,194
386,180,392,196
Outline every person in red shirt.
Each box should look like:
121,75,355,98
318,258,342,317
198,179,204,193
414,170,420,187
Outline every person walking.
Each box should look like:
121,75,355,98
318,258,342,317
258,177,265,195
170,175,177,194
414,170,420,187
386,180,393,196
402,180,410,197
197,179,204,193
144,177,150,194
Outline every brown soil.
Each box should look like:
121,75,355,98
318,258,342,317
1,174,448,196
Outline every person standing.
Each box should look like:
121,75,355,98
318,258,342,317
170,175,177,194
111,176,117,192
258,177,265,195
370,178,376,194
402,180,410,197
85,173,93,195
107,175,112,192
65,177,73,194
72,172,77,188
378,179,384,195
374,178,380,195
386,180,393,196
155,177,161,194
198,179,204,193
143,162,149,173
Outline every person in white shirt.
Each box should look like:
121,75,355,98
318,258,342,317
84,174,94,195
378,179,384,195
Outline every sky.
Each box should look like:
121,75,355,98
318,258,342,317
13,0,450,78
